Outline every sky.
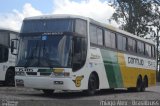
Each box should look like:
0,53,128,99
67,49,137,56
0,0,117,31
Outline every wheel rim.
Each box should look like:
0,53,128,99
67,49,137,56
89,75,97,91
137,78,142,92
141,79,146,91
6,71,15,86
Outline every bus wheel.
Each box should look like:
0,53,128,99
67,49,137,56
141,77,148,92
42,90,54,95
86,73,98,95
136,76,142,92
5,69,15,86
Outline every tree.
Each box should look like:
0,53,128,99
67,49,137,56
110,0,160,37
148,0,160,82
110,0,160,81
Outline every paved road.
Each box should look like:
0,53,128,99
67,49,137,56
0,83,160,106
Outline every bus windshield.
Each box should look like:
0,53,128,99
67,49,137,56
17,34,72,68
21,19,74,33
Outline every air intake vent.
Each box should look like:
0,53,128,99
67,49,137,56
26,72,37,75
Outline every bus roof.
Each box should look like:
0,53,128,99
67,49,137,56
24,14,155,45
24,14,89,21
0,27,19,33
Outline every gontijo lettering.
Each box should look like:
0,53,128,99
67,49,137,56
128,57,144,66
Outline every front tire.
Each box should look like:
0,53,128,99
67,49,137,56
5,69,15,86
128,76,142,92
141,77,147,92
85,74,98,95
136,76,142,92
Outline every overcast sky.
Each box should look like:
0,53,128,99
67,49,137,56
0,0,118,31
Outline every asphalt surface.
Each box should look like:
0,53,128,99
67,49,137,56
0,83,160,106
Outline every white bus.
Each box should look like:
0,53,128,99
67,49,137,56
15,15,156,95
0,28,19,86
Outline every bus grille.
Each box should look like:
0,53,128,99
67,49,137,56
40,72,51,76
26,72,37,75
26,72,51,76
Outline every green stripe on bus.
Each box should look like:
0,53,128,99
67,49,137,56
38,69,53,72
100,49,123,88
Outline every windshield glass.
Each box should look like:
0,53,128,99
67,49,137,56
17,34,72,68
21,19,74,33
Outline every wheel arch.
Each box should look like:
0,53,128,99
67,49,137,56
5,66,15,80
144,75,148,87
4,66,15,86
138,75,142,80
137,74,142,85
89,71,100,89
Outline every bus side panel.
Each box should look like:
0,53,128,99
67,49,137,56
89,47,110,89
117,53,156,88
100,49,123,88
117,53,133,87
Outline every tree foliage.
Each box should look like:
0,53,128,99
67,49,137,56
111,0,160,37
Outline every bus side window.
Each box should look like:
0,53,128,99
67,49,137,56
97,27,103,46
110,32,116,48
117,34,127,51
145,44,151,57
128,38,133,52
90,24,97,44
133,39,136,53
137,41,145,55
128,38,136,53
105,30,116,49
75,19,87,36
105,30,111,47
73,37,87,71
0,45,9,63
152,46,155,58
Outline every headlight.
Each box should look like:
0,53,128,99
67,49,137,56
15,71,26,76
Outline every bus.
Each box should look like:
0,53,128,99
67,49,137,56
0,28,19,86
15,15,156,95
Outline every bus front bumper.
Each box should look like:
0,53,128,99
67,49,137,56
15,76,76,90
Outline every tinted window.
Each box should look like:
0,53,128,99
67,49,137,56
128,38,132,51
73,37,87,71
0,32,9,47
128,38,136,52
133,40,136,52
152,46,155,58
141,42,145,55
122,37,127,51
110,32,116,48
145,44,151,57
117,35,123,50
117,34,127,51
17,35,72,67
97,28,103,45
105,30,116,48
75,19,87,36
105,30,111,47
90,25,97,44
0,45,9,63
137,41,145,55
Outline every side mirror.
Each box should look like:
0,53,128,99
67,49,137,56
11,41,14,53
11,39,19,55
